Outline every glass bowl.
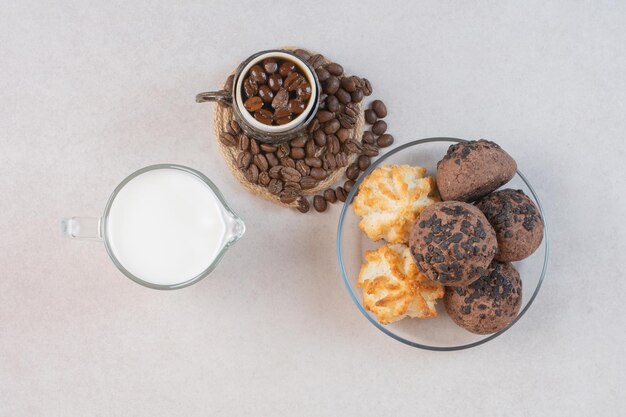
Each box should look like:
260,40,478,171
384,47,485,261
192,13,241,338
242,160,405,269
336,138,549,351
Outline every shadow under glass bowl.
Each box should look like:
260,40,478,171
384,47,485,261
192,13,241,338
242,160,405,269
336,138,549,351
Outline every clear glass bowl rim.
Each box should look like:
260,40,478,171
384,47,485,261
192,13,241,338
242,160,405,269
336,137,550,351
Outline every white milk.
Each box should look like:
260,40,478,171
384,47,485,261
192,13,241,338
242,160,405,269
105,168,226,286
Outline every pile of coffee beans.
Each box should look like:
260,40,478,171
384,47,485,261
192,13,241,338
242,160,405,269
240,56,313,126
219,50,394,213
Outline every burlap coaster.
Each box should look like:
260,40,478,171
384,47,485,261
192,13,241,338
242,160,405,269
211,47,364,208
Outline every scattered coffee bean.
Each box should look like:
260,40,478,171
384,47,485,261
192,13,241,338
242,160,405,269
308,54,324,69
316,110,334,123
290,136,307,148
277,143,290,158
250,138,260,155
300,176,317,190
294,49,311,60
336,88,351,104
351,89,363,103
269,165,282,179
305,139,316,157
324,188,337,203
246,164,259,183
371,120,387,135
280,157,295,169
358,155,370,171
254,154,269,171
239,152,252,169
377,133,394,148
327,135,340,154
340,76,357,93
291,147,305,160
296,196,310,213
230,120,241,134
326,62,343,76
266,152,279,167
336,152,348,167
324,153,337,170
315,67,330,82
362,78,372,96
296,160,310,176
310,167,328,180
344,180,355,193
305,157,322,168
323,76,340,95
313,129,327,147
284,181,301,192
268,178,283,194
362,131,376,144
313,195,327,212
260,143,277,153
326,95,339,112
324,119,341,134
371,99,387,118
280,190,298,204
281,166,302,182
364,109,378,124
259,171,271,187
219,132,237,147
336,187,347,202
362,143,379,157
345,139,363,154
346,163,360,180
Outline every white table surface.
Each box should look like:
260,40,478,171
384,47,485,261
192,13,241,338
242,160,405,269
1,1,625,416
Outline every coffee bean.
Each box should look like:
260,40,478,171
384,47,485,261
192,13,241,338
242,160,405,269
324,188,337,203
336,88,351,104
296,81,312,100
284,181,301,192
277,143,290,158
244,96,263,112
249,138,260,155
338,113,356,128
336,152,348,167
280,157,295,169
226,123,237,136
238,151,252,169
353,76,365,89
326,95,339,112
274,107,291,121
313,195,327,212
362,143,379,157
270,89,288,111
308,54,324,69
327,135,340,154
254,109,273,124
246,164,259,183
290,136,307,148
313,129,327,146
288,99,306,114
357,155,370,171
259,171,271,187
344,180,355,193
362,78,372,96
305,139,316,157
362,131,376,144
279,61,295,77
296,160,310,176
269,75,283,94
371,100,387,118
258,85,273,102
294,49,311,60
307,118,320,134
310,167,328,180
377,133,394,148
269,165,282,179
351,89,364,103
346,163,360,180
316,110,335,123
336,128,350,143
372,120,387,135
281,166,302,182
345,102,359,117
230,120,241,134
268,178,283,194
224,74,235,92
254,154,269,171
324,153,337,170
263,58,278,74
243,77,258,98
291,147,305,160
238,134,250,151
260,143,277,153
219,132,237,147
300,176,317,190
345,139,363,154
280,190,298,204
336,187,347,202
324,119,340,134
326,63,343,76
266,152,279,167
315,67,330,82
249,65,267,84
284,72,301,91
305,157,322,168
340,76,357,93
323,76,340,95
296,196,310,213
364,109,378,124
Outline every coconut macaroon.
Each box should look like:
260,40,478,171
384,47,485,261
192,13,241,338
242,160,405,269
358,243,444,325
353,164,439,244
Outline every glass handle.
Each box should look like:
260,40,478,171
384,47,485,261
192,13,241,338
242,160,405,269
195,90,233,104
61,217,103,241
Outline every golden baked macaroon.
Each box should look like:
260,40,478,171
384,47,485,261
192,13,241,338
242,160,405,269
353,164,439,243
358,243,444,325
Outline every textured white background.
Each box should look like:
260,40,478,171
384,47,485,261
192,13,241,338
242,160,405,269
1,1,624,416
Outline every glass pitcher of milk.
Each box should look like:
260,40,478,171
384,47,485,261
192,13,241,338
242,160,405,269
62,164,245,289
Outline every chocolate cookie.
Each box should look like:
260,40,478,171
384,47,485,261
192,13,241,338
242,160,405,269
436,140,517,202
476,189,544,262
444,260,522,335
409,201,497,287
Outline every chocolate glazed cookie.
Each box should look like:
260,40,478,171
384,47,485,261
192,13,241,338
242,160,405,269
436,140,516,202
409,201,497,287
475,189,544,262
444,260,522,335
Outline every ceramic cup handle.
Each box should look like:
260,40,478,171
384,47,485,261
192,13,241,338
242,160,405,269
61,217,103,241
195,90,232,104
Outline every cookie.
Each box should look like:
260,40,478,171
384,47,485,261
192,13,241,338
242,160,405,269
409,201,497,287
436,140,516,202
443,260,522,335
475,189,544,261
